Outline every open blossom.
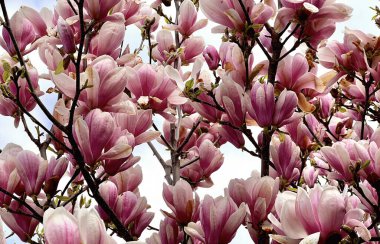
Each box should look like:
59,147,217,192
57,17,75,54
0,11,36,56
0,64,43,126
228,172,279,242
89,18,126,59
180,139,224,187
319,139,369,181
185,195,246,244
248,82,298,128
199,0,273,31
1,200,42,242
269,186,371,242
110,165,143,194
15,150,47,196
0,143,22,206
44,207,116,244
216,76,249,126
319,28,371,78
73,109,132,165
125,64,182,116
162,179,199,225
84,0,121,20
113,0,142,26
276,0,352,48
166,0,207,37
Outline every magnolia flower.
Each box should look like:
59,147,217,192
185,195,246,244
199,0,273,32
57,17,75,54
0,11,36,56
43,207,116,244
89,19,126,59
270,134,301,183
228,172,279,243
203,45,220,70
165,0,207,36
113,0,142,26
162,179,199,225
269,186,371,242
44,157,69,195
73,109,132,165
320,139,369,181
110,165,143,194
15,150,47,196
249,82,298,128
275,0,352,47
1,200,42,242
84,0,121,20
215,76,249,126
0,143,22,206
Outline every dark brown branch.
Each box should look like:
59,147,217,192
0,187,43,222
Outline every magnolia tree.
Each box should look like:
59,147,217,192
0,0,379,243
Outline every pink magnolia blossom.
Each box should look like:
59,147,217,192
73,109,132,165
39,43,76,72
125,64,180,115
249,82,298,128
284,117,313,150
181,36,205,64
228,172,279,243
270,134,301,183
199,0,273,31
217,116,245,148
216,76,249,126
1,200,42,242
352,181,378,214
43,207,116,244
203,45,220,70
110,165,143,194
276,0,352,48
0,11,36,56
89,18,126,59
190,93,223,123
20,6,48,37
0,143,23,205
0,65,43,126
269,186,371,242
302,165,319,188
162,179,200,225
146,217,183,244
319,28,369,77
219,42,247,87
180,139,224,186
320,139,369,181
97,181,119,221
166,0,207,37
57,17,76,54
44,157,69,195
185,195,246,244
115,191,153,236
115,109,160,145
277,54,325,94
152,30,176,64
15,150,47,196
113,0,142,26
84,0,121,20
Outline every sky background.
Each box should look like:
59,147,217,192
0,0,379,243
